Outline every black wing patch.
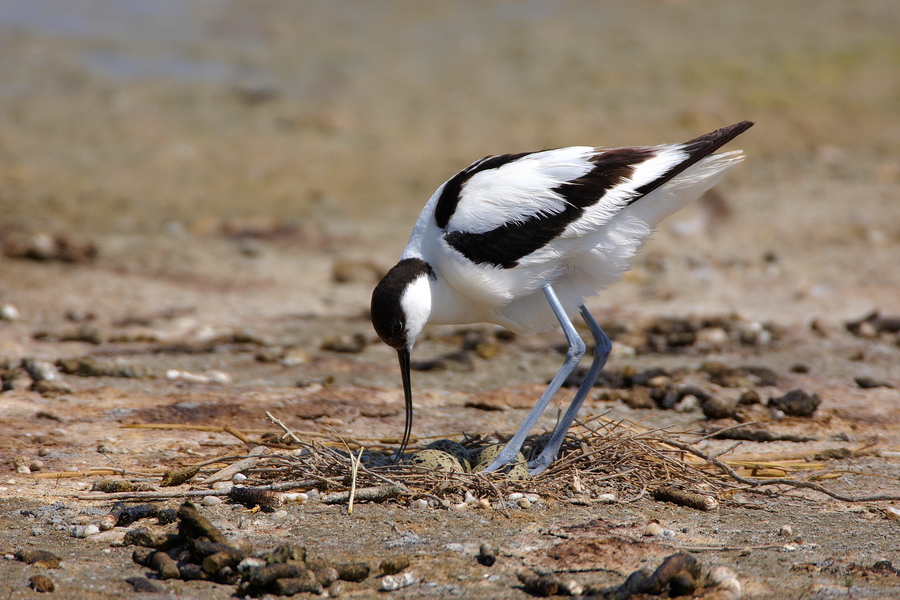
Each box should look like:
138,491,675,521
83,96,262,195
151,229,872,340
442,121,754,269
443,148,653,269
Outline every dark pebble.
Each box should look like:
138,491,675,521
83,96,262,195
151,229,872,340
701,395,737,420
266,544,307,564
177,501,228,545
380,555,410,576
517,571,559,597
15,550,61,568
476,543,497,567
335,562,370,582
769,388,821,417
123,528,183,550
29,574,55,593
272,577,324,596
125,576,162,593
855,376,892,389
149,551,180,580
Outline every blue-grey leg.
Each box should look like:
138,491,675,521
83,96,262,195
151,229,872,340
527,304,612,474
482,284,586,473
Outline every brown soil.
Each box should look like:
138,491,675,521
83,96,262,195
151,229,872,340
2,1,900,598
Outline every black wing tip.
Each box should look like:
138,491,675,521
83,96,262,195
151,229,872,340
687,120,755,150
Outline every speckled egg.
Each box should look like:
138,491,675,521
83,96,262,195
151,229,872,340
425,439,472,472
472,444,531,480
408,449,465,473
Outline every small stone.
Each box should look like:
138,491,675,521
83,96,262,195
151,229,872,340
701,395,737,420
82,524,100,537
13,457,31,475
202,496,223,506
380,555,410,575
885,506,900,520
231,473,247,482
29,574,55,593
380,571,417,591
596,493,617,504
779,525,794,536
16,550,60,568
855,376,892,389
769,388,821,417
410,499,429,510
516,498,532,509
0,303,19,321
644,522,664,537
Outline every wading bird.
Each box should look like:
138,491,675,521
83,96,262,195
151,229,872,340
371,121,753,474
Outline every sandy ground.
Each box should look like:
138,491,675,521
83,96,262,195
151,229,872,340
2,1,900,598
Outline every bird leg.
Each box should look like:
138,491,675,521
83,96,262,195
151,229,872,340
481,284,586,473
527,305,611,474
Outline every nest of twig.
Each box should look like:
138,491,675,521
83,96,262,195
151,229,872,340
78,413,900,507
236,414,726,505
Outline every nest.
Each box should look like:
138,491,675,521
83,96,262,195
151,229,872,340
238,414,748,505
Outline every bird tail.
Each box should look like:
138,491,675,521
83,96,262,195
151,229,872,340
622,149,744,228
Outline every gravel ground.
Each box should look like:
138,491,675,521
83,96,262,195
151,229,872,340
2,1,900,598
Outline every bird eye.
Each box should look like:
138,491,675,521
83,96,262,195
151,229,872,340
391,321,402,334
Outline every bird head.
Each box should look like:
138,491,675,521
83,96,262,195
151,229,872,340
370,258,435,458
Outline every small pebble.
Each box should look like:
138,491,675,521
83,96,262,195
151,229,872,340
211,481,233,491
0,303,20,321
72,524,99,538
380,571,417,591
270,510,290,521
283,492,308,503
516,498,532,509
885,506,900,520
202,496,223,506
779,525,793,537
644,522,664,537
558,578,584,596
231,473,247,482
410,499,429,510
29,574,54,593
596,493,617,504
380,555,411,576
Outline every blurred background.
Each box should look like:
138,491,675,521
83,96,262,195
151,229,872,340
0,0,899,323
